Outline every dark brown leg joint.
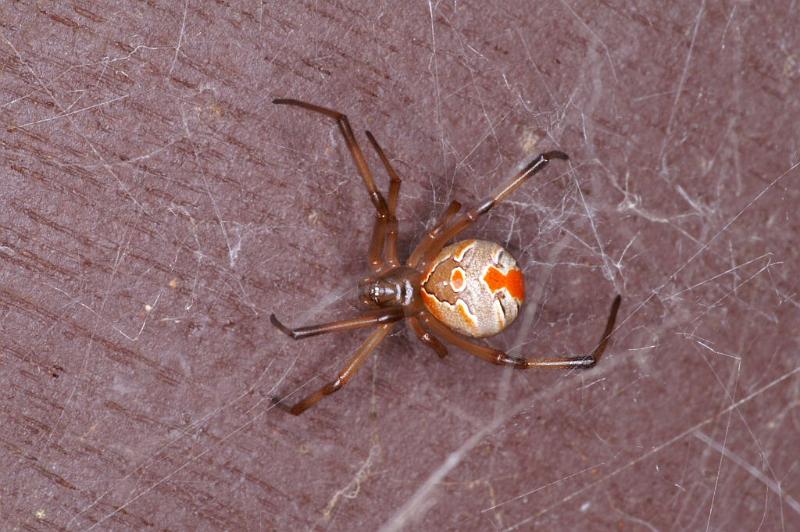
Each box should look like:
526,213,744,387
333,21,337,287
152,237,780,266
325,379,344,394
542,151,569,162
270,314,297,339
494,352,529,369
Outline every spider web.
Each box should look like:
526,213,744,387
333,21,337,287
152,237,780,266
1,1,799,530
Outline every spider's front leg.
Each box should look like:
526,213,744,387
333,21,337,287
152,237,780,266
270,308,403,340
270,309,404,415
273,98,402,272
364,130,402,270
272,323,395,415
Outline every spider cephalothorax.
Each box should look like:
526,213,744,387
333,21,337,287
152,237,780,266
270,98,621,415
358,267,421,310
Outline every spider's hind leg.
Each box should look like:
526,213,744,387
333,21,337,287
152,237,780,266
417,295,621,369
414,151,569,271
408,316,448,358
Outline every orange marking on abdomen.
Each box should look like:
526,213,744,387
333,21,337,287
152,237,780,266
452,240,476,261
421,290,446,321
456,299,476,327
450,268,465,291
483,266,525,301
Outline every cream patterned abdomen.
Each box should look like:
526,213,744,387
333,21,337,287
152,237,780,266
421,239,525,338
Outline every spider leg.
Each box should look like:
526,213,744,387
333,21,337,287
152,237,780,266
272,323,395,415
271,308,403,340
408,316,448,358
416,151,568,272
417,295,621,369
273,98,392,273
406,200,462,268
367,216,389,272
365,131,401,269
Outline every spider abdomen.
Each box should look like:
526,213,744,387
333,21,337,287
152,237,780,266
421,239,525,338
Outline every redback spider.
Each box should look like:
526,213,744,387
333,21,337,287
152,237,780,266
270,98,622,415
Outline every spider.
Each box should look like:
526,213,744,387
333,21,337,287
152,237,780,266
270,98,622,415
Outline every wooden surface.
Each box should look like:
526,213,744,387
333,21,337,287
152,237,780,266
2,1,799,530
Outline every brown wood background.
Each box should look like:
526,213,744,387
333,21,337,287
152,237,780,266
2,1,799,530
